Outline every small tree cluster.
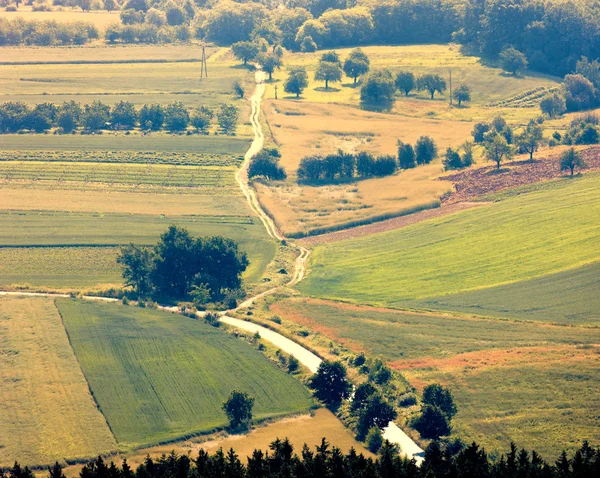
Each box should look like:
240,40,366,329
472,116,513,144
117,226,248,303
412,383,457,439
297,151,397,183
248,148,286,181
443,142,474,171
393,71,455,101
0,101,238,135
563,114,600,145
105,22,191,44
397,136,438,169
222,390,254,430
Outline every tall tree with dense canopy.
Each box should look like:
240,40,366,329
257,52,282,81
500,47,528,75
485,133,513,170
343,48,370,84
559,148,586,176
417,74,447,99
231,41,259,65
284,66,309,98
315,61,342,90
308,360,351,407
222,391,255,430
360,69,395,106
395,71,415,96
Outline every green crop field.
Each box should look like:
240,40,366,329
273,298,600,458
407,262,600,326
299,174,600,307
0,296,116,467
0,211,276,288
57,299,313,448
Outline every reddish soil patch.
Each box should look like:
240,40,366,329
441,146,600,204
297,201,486,246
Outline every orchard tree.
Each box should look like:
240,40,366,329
453,84,471,106
315,61,342,90
395,71,415,96
222,391,255,430
320,50,341,67
360,69,395,106
257,52,282,81
415,136,437,165
284,66,309,98
540,92,566,118
560,148,586,176
164,102,189,132
516,123,544,160
418,74,447,99
308,360,351,407
485,134,513,170
343,48,370,84
500,47,528,75
232,41,259,66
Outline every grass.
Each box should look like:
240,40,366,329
56,299,313,448
272,298,600,458
0,296,116,467
299,174,600,306
0,9,121,31
407,262,600,326
0,211,276,287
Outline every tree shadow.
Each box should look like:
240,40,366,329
314,86,341,93
230,64,256,71
342,82,361,89
360,99,395,113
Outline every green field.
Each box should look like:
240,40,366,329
57,299,313,447
0,212,276,287
408,262,600,326
0,297,116,467
299,174,600,307
273,298,600,458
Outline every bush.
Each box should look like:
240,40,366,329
398,394,417,407
248,150,286,181
360,69,395,107
204,311,221,328
415,136,437,165
366,426,383,453
412,404,451,439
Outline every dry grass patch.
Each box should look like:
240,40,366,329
0,9,120,31
0,296,116,467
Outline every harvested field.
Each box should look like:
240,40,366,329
57,299,313,448
0,10,120,31
441,146,600,204
0,296,116,467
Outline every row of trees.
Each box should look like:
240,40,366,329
297,151,397,183
0,100,239,134
117,226,248,304
6,439,600,478
0,17,99,46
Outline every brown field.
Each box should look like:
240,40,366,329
0,296,116,467
0,9,120,31
61,409,372,477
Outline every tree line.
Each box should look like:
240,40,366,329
0,100,239,134
4,438,598,478
297,136,437,183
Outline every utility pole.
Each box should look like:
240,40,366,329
274,84,278,100
200,45,208,80
449,69,453,108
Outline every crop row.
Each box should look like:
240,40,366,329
0,150,243,167
0,162,237,188
487,86,560,108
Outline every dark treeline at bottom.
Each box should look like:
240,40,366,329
5,438,599,478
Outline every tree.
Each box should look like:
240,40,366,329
398,142,416,169
57,111,76,133
284,66,309,98
231,41,259,66
166,4,186,26
300,36,317,53
139,104,164,130
83,100,110,131
356,394,397,440
320,50,341,66
257,52,282,81
191,108,212,133
248,151,286,180
395,71,415,97
559,148,586,176
366,426,383,453
517,123,544,160
104,0,115,12
422,384,457,419
308,360,351,407
48,462,65,478
453,84,471,106
472,122,490,143
485,134,513,170
350,382,377,412
76,0,91,12
415,136,437,165
412,404,451,439
500,47,528,75
222,391,255,430
315,61,342,90
233,80,245,99
124,0,148,12
540,92,566,118
110,101,138,130
217,103,239,135
563,74,597,112
117,244,154,297
360,69,395,106
443,147,463,171
343,48,370,84
164,102,189,132
417,74,447,100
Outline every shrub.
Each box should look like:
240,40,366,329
248,150,286,181
204,311,221,328
412,404,451,439
366,426,383,453
300,35,317,52
398,394,417,407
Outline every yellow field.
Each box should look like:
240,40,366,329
0,297,116,467
0,9,120,31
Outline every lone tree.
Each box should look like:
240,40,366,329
343,48,370,84
222,391,255,430
418,74,447,99
231,41,259,65
516,123,544,160
233,80,245,99
560,148,586,176
315,61,342,90
284,66,309,98
308,360,351,407
257,52,282,81
485,133,513,170
500,47,528,75
453,84,471,106
415,136,437,165
540,91,566,118
395,71,415,96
